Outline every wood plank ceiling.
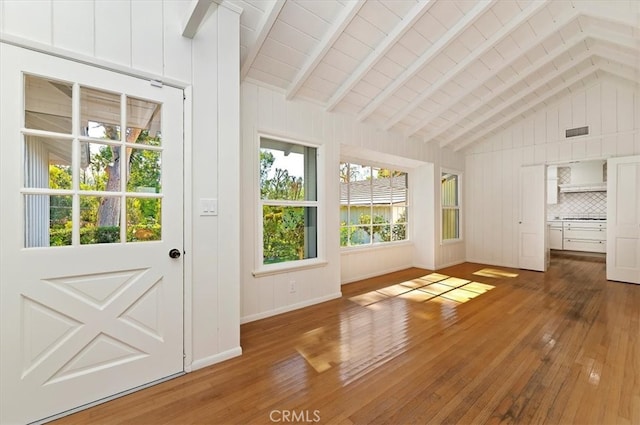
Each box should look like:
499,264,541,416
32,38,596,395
229,0,640,151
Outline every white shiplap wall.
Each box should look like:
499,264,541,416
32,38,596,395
0,0,193,84
464,77,640,268
0,0,242,370
241,80,464,322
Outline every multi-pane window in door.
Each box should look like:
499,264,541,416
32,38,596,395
23,75,163,247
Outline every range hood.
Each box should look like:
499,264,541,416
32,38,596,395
558,161,606,192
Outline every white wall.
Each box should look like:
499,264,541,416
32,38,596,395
0,0,242,370
240,81,464,322
0,0,193,83
189,5,242,369
464,77,640,268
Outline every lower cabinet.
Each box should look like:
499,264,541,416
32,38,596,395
549,225,563,250
562,221,606,253
563,238,606,253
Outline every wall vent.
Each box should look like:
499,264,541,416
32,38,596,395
565,126,589,138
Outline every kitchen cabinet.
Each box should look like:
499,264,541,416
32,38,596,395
562,221,606,253
548,222,563,249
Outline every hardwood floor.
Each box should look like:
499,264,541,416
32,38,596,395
52,257,640,425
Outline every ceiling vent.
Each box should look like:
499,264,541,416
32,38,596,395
565,126,589,138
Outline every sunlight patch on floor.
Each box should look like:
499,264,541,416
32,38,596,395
376,283,413,297
418,273,450,282
348,273,496,308
473,268,519,278
398,290,435,302
441,288,482,303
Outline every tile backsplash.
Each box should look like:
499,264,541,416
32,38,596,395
548,191,607,219
548,165,607,219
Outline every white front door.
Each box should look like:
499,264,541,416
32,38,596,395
0,44,184,424
607,155,640,284
519,164,547,272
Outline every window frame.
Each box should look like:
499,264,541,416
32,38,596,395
255,133,325,276
441,168,463,243
339,161,410,249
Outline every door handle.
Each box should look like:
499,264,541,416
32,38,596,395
169,249,181,259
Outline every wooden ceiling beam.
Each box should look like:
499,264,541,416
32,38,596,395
286,0,365,100
596,62,640,87
356,0,498,123
181,0,215,39
435,29,590,147
240,0,286,81
324,0,436,112
577,4,640,35
453,62,599,151
381,0,549,132
592,44,639,69
408,11,580,139
441,50,594,149
437,35,639,149
588,28,640,53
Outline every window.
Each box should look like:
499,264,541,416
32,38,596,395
340,162,408,247
23,75,164,247
259,137,317,265
441,171,461,241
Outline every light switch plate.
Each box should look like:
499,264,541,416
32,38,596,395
200,198,218,216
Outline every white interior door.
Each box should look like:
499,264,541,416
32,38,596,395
607,155,640,284
0,44,184,424
519,164,547,272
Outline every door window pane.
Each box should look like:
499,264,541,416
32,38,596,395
80,142,121,191
127,148,161,193
80,195,121,244
127,97,162,146
24,136,72,189
24,75,73,134
25,194,73,247
81,87,121,140
127,197,161,242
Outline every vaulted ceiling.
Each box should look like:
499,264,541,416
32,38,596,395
229,0,640,151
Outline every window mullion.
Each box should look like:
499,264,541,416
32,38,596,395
119,93,127,244
71,83,81,246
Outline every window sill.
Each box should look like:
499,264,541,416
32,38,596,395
252,259,328,278
340,240,413,254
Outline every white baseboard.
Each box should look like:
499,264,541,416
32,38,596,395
188,346,243,372
412,262,435,271
435,259,466,269
464,257,518,269
340,264,412,285
240,292,342,324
